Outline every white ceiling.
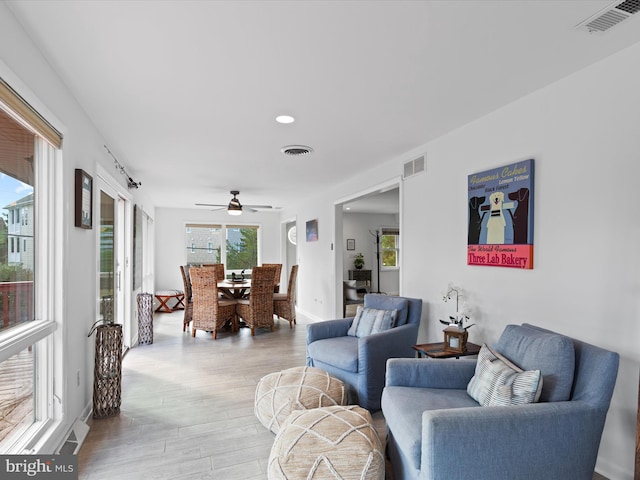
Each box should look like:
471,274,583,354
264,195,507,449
7,1,640,211
344,188,399,215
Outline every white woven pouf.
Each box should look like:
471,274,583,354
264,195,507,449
255,366,347,434
267,405,385,480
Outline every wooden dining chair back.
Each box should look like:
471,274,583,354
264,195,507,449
274,264,298,328
189,267,238,340
179,265,193,332
262,263,282,292
202,263,225,281
236,266,276,336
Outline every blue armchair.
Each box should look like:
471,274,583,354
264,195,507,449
306,294,423,411
381,323,620,480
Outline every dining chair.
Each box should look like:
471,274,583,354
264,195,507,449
201,263,225,281
274,264,298,328
179,265,193,332
190,267,238,340
236,266,276,336
262,263,282,292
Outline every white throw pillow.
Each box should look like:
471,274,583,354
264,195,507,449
344,280,360,301
467,344,543,406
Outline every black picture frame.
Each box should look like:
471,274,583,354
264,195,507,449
75,169,93,229
346,238,355,250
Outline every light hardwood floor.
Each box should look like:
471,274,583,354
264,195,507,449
78,310,608,480
78,311,385,480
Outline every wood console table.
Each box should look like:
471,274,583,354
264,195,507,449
349,269,371,293
412,341,481,359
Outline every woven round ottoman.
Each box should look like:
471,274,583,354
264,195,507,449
267,405,384,480
255,366,346,434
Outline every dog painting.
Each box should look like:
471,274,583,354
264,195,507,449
467,159,534,269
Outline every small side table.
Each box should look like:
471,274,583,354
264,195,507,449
154,290,185,313
412,341,481,359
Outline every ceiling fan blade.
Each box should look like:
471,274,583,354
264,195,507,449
195,203,226,207
243,204,273,209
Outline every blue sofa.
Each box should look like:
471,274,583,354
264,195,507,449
381,323,620,480
306,294,423,411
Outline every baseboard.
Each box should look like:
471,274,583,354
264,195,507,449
595,457,631,480
296,307,324,323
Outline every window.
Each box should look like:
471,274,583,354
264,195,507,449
0,77,61,453
185,224,260,275
226,225,258,273
186,224,221,265
381,227,399,269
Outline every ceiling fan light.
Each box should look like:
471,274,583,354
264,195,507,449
227,202,243,215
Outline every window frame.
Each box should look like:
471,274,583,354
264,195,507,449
380,226,400,271
0,98,61,453
185,223,261,275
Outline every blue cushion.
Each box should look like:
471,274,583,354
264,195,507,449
307,337,359,372
364,295,409,326
382,386,479,470
493,324,575,402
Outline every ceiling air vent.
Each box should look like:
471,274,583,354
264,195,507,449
403,154,426,179
281,145,314,156
575,0,640,34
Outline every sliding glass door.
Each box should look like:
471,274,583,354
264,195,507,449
97,175,131,348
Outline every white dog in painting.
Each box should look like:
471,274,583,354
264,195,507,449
486,192,506,244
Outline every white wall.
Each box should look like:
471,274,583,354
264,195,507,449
0,2,156,450
154,207,282,293
343,212,399,295
282,42,640,479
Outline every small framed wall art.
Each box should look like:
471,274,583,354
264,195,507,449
75,168,93,229
346,238,355,250
306,219,318,242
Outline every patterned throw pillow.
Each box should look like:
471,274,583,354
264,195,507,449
347,307,397,338
467,344,543,406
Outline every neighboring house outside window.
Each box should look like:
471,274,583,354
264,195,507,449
4,194,34,270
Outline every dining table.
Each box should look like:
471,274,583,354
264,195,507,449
216,279,280,300
217,280,251,299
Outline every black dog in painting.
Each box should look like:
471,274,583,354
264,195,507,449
507,188,530,244
468,196,486,245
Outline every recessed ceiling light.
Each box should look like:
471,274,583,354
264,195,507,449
276,115,295,124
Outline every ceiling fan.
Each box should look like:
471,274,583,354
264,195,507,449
196,190,273,215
